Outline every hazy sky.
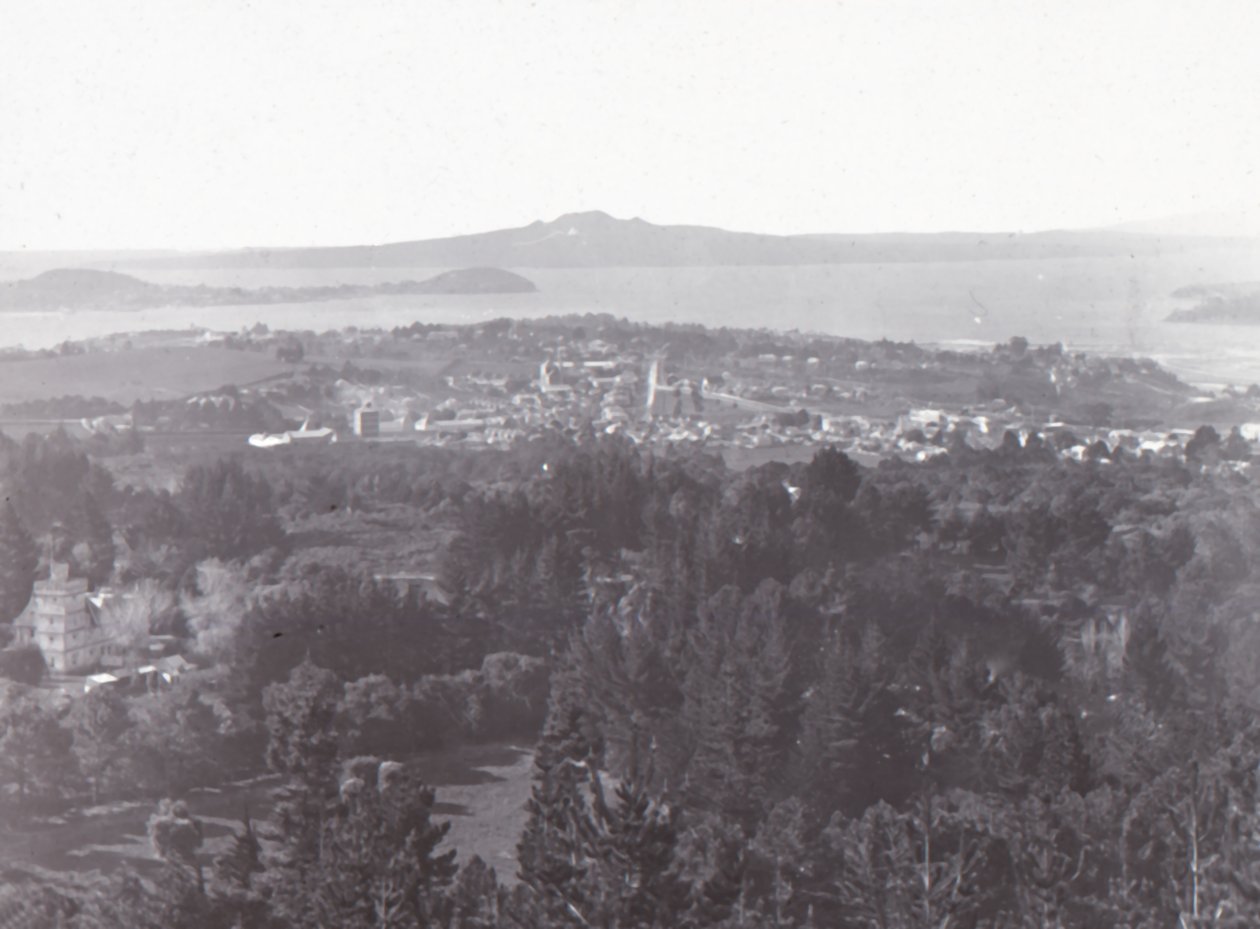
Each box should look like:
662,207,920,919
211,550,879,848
2,0,1258,249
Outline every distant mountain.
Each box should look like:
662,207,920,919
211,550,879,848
1105,211,1259,237
110,210,1259,271
0,266,536,311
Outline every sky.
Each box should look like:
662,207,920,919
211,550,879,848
1,0,1258,250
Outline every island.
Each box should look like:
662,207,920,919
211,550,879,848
0,266,537,312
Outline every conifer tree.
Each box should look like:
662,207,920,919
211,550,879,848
683,584,798,829
0,500,37,623
313,759,457,928
831,792,1010,928
691,832,747,928
445,856,504,929
73,864,212,929
214,815,264,894
586,780,692,929
517,673,599,926
74,491,116,588
797,630,862,816
748,798,810,928
147,798,206,891
177,458,284,560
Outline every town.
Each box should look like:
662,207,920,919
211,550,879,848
16,313,1258,468
0,315,1256,704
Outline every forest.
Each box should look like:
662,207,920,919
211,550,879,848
0,424,1258,927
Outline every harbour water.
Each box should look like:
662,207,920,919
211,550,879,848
2,253,1259,387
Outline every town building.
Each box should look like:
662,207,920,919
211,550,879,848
12,563,115,674
354,400,381,438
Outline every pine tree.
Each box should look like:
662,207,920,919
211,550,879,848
214,815,263,893
73,864,211,929
748,798,810,928
682,602,751,825
982,674,1091,799
796,630,864,817
679,587,791,828
445,856,504,929
572,610,686,786
691,831,746,928
177,458,284,560
732,587,796,821
831,792,1010,928
73,491,116,588
586,780,692,929
517,676,599,927
0,501,37,623
999,790,1122,928
313,759,457,928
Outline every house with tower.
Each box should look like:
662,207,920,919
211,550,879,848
12,562,116,674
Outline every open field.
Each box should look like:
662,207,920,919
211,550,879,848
0,346,294,405
0,741,533,883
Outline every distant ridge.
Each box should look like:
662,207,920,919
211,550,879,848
0,266,536,311
112,210,1260,271
1104,211,1258,238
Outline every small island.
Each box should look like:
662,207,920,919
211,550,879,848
0,266,537,312
1166,281,1260,324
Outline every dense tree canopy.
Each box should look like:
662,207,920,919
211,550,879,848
5,430,1260,928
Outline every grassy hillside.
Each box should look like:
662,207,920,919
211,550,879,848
0,345,293,405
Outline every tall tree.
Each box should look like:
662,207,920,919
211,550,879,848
444,856,504,929
683,583,797,829
0,500,37,623
313,758,457,929
125,686,226,796
177,458,284,561
796,624,914,816
72,865,212,929
584,780,692,929
262,657,343,793
518,729,597,925
105,577,175,661
68,685,132,802
181,558,252,661
147,797,207,891
0,683,76,804
829,792,1013,928
73,491,116,588
214,815,264,894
